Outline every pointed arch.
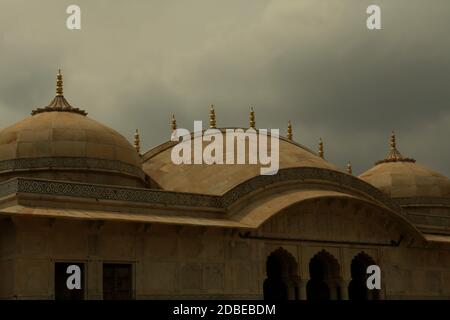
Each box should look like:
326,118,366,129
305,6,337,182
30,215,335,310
307,250,342,300
263,247,300,300
348,252,380,300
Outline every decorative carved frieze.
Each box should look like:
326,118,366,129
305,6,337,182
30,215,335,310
0,167,410,212
0,157,145,179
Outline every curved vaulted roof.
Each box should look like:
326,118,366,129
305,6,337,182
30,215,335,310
142,130,338,195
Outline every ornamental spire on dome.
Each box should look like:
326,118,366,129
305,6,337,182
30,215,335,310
347,161,352,175
318,138,324,159
249,107,255,129
56,69,63,96
134,129,141,154
287,120,293,140
31,69,87,116
171,114,177,132
375,131,415,165
209,105,216,129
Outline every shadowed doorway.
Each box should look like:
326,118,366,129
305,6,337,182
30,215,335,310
307,250,341,300
263,247,300,300
348,252,380,300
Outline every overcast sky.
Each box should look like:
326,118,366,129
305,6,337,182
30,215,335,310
0,0,449,176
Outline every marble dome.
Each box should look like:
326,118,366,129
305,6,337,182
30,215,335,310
359,132,450,198
0,71,145,187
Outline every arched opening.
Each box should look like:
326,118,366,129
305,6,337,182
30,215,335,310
348,252,380,300
263,248,300,300
307,250,341,300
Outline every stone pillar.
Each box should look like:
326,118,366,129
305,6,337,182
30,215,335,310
377,287,385,300
329,280,338,300
286,276,302,300
340,279,350,300
299,278,309,300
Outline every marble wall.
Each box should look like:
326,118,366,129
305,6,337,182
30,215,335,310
2,198,450,299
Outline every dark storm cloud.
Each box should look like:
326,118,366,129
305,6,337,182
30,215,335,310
0,0,449,176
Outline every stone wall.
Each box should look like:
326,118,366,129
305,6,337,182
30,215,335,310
8,217,262,299
4,197,450,299
0,218,15,299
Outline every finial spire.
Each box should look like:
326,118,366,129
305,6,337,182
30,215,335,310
209,105,216,129
134,129,140,154
171,114,177,132
56,69,63,96
375,131,415,165
249,107,255,129
347,161,352,175
287,120,293,140
31,69,87,116
390,130,396,150
318,138,324,159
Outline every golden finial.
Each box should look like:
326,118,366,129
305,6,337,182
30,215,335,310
171,114,177,131
375,131,416,165
31,70,88,116
249,107,255,129
347,161,352,175
318,138,324,158
134,129,140,154
390,130,396,150
56,69,63,96
209,105,216,129
287,120,293,140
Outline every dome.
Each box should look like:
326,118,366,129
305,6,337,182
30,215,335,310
0,70,145,187
142,125,338,195
359,132,450,198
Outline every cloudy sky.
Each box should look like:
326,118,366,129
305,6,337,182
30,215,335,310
0,0,449,176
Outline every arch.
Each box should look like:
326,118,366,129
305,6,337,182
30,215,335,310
142,160,426,245
237,186,425,246
307,250,342,300
263,247,300,300
348,252,380,300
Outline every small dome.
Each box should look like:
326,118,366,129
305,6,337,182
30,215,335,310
0,70,145,187
359,132,450,198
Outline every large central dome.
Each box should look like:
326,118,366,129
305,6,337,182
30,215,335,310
0,71,146,187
